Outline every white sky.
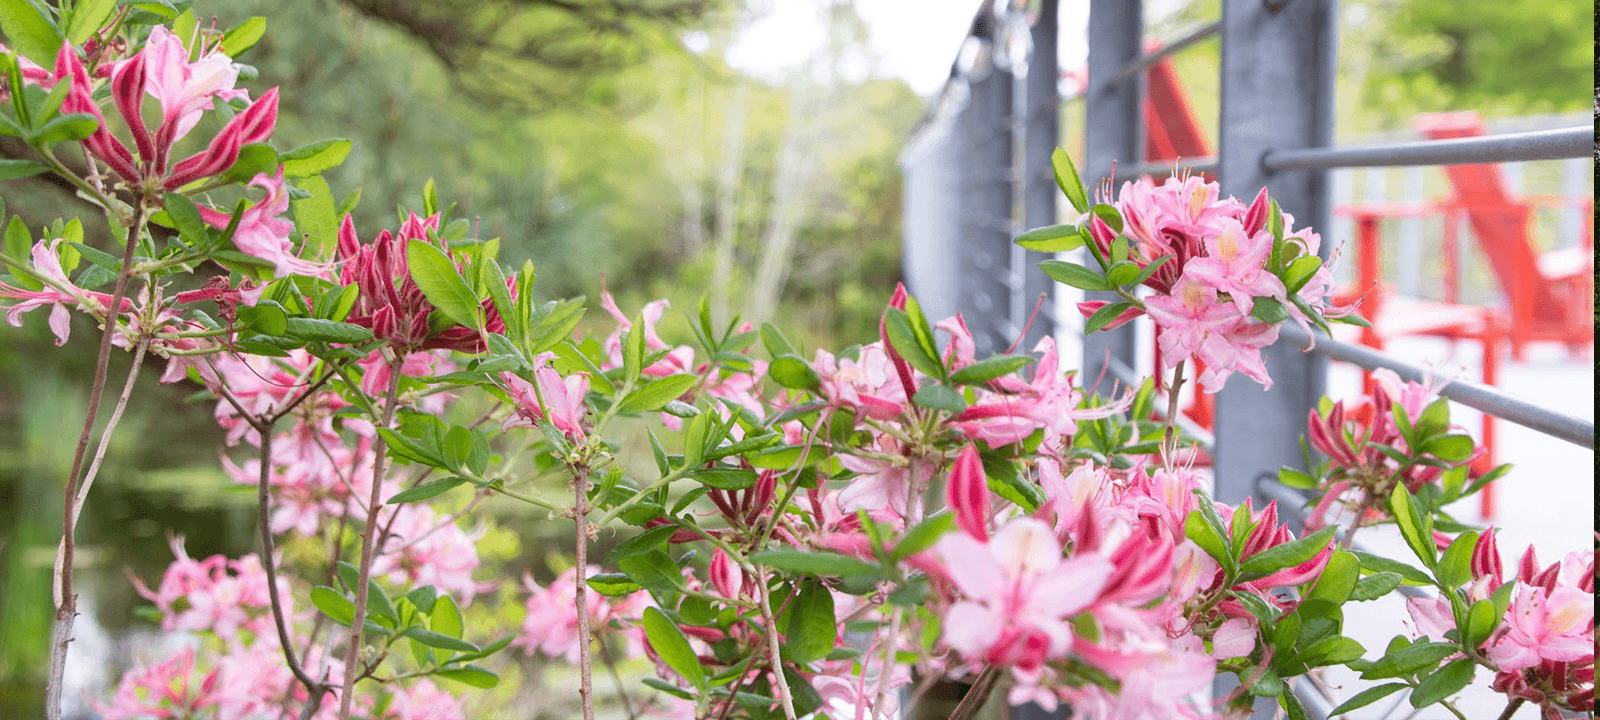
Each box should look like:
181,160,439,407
723,1,1156,97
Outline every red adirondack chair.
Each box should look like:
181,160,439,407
1413,112,1594,360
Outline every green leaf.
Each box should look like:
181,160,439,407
643,607,705,690
1410,659,1474,707
750,549,877,578
219,143,279,185
1389,484,1437,568
622,320,646,383
618,373,697,413
587,573,643,597
64,0,116,44
1277,466,1318,490
1050,148,1088,213
0,158,48,180
605,526,677,565
310,586,355,626
1359,641,1457,680
950,355,1033,386
891,513,954,562
1038,259,1110,291
1434,531,1477,591
1015,222,1085,252
1250,296,1290,324
883,308,943,380
642,678,694,700
1083,301,1134,335
1247,669,1284,697
782,580,836,664
29,113,100,144
1282,255,1323,295
292,176,339,261
1327,682,1409,716
1350,550,1435,586
1239,525,1336,581
237,303,288,336
1185,512,1234,573
281,138,351,179
376,428,447,469
406,586,438,614
618,550,685,595
283,317,374,344
767,354,822,391
218,16,267,57
912,383,967,413
406,627,476,653
1306,550,1359,604
435,665,499,688
0,1,65,67
386,477,466,504
1420,434,1476,463
689,466,758,490
1349,572,1403,601
406,239,481,330
760,321,797,357
1103,260,1140,288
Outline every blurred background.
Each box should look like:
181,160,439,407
0,0,1591,716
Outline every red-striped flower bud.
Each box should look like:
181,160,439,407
947,444,990,541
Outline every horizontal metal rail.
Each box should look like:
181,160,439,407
1280,326,1594,449
1104,20,1222,90
1261,126,1590,171
1113,156,1219,182
1105,358,1217,451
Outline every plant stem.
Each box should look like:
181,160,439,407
871,607,904,720
1163,360,1186,469
48,203,146,720
573,463,596,720
337,353,404,720
1440,698,1470,720
756,568,800,720
1493,698,1524,720
61,338,146,543
947,665,1001,720
256,429,331,702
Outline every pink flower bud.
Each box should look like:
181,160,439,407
947,444,990,541
1242,187,1270,236
709,548,743,599
877,282,918,398
1517,545,1541,584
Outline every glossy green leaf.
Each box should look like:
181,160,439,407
1306,551,1359,604
767,354,821,391
0,1,64,67
280,138,351,178
283,317,374,344
782,580,836,664
406,239,480,330
310,586,355,626
219,16,267,57
1327,682,1408,716
1050,148,1088,213
0,158,48,179
1016,222,1085,252
1349,571,1403,601
1410,659,1474,707
1038,259,1110,291
1083,300,1134,335
912,383,967,413
891,513,954,562
1238,525,1336,581
883,308,943,379
587,573,643,597
435,664,498,688
1435,531,1478,589
643,607,705,689
618,373,697,413
1359,641,1457,680
750,549,877,578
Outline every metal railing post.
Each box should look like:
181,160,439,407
1082,0,1142,396
957,7,1017,358
1015,0,1060,352
1214,0,1337,714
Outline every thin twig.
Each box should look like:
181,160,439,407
597,625,637,720
1163,360,1187,470
49,203,147,720
255,430,333,698
947,665,1001,720
64,338,147,536
574,463,596,720
338,353,404,720
871,607,904,720
757,569,800,720
1493,698,1525,720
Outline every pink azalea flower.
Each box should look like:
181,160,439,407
515,566,649,664
500,352,590,441
812,343,906,420
371,504,483,603
1212,617,1257,658
385,679,465,720
1180,218,1287,320
139,26,250,148
129,536,282,640
598,284,695,377
835,435,921,517
1488,581,1594,671
0,238,96,345
935,517,1113,672
1144,275,1239,375
97,646,221,720
951,336,1130,447
197,167,325,277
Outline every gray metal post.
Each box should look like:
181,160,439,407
1013,0,1060,353
958,8,1017,358
1081,0,1141,396
1213,0,1337,714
